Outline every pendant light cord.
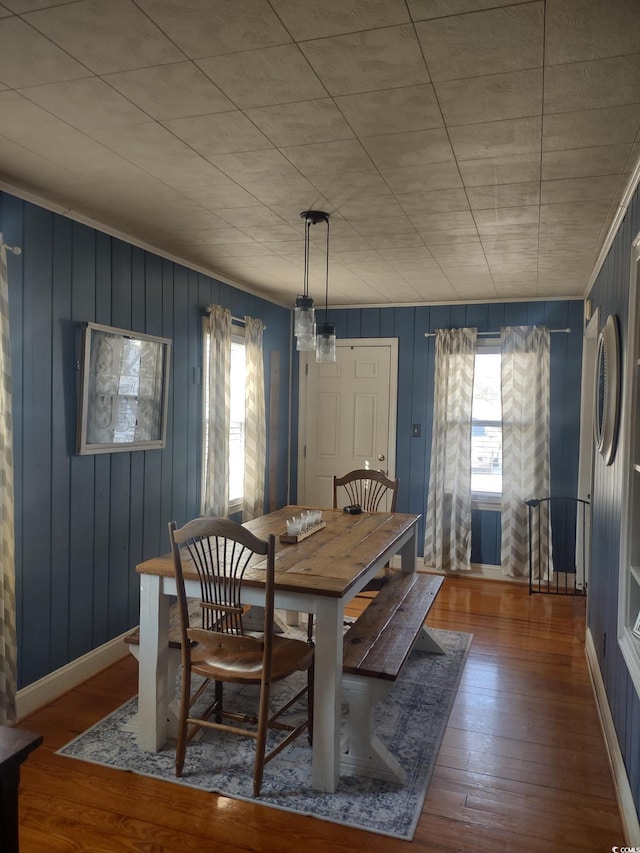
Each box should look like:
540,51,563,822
324,217,330,321
303,217,311,298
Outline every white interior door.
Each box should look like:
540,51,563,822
298,338,398,509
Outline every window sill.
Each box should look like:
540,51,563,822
471,497,501,512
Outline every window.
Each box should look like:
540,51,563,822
471,344,502,499
202,325,246,511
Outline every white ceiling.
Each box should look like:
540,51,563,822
0,0,639,308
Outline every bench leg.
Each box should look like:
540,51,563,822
414,625,446,655
341,675,407,784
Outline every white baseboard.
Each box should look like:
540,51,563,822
16,631,130,721
585,628,640,845
414,559,529,584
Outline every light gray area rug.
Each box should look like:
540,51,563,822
58,628,472,841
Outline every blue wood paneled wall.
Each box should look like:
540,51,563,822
589,183,640,816
0,191,291,689
290,299,584,565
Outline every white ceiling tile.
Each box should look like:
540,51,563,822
361,128,455,170
0,90,75,140
0,16,89,87
541,174,622,205
335,85,443,137
378,246,434,262
2,0,70,11
299,25,429,96
235,174,325,206
420,226,479,245
435,68,542,126
408,0,532,19
542,104,640,152
472,205,539,227
210,149,301,180
546,0,640,65
164,112,273,157
411,210,476,232
478,223,538,254
416,2,543,82
429,241,486,267
19,77,149,131
398,188,470,215
458,152,541,186
136,0,291,57
24,0,185,74
215,207,288,229
467,183,540,210
329,193,406,220
0,135,76,189
17,126,133,172
197,44,326,109
245,100,354,147
486,252,537,273
270,0,409,42
449,117,541,161
103,62,234,120
280,139,374,176
542,144,631,180
308,171,391,205
545,54,640,114
368,231,426,250
0,4,10,14
382,162,463,193
351,215,415,236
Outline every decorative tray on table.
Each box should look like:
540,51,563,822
279,521,326,544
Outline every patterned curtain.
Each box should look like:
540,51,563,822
0,239,17,723
243,317,266,521
202,305,231,518
424,328,477,572
501,325,551,578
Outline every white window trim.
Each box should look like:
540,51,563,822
471,339,502,509
201,318,246,516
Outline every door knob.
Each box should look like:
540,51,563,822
378,453,385,461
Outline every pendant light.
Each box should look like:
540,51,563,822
294,211,327,352
315,212,335,363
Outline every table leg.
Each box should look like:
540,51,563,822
311,597,342,793
136,573,170,751
399,524,418,572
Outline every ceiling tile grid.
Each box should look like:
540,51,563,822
0,0,638,307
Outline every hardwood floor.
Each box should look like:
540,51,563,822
16,577,624,852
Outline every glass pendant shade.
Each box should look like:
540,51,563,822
316,321,336,363
296,327,316,351
294,294,315,338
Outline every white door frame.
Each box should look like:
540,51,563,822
577,306,600,589
297,337,398,503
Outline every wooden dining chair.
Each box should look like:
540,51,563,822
332,469,399,514
333,469,399,591
168,516,314,797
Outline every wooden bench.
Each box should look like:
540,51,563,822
341,572,444,783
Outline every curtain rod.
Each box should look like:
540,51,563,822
0,240,21,255
424,327,570,338
203,308,266,330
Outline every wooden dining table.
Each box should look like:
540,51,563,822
133,505,421,793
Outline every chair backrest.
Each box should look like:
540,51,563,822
168,517,276,648
332,469,399,513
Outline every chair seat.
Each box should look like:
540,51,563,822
190,634,314,684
